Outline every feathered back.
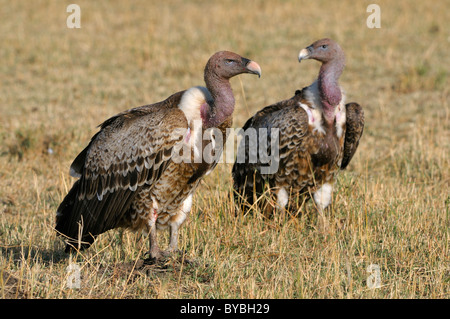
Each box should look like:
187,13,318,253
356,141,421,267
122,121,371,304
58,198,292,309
55,93,187,249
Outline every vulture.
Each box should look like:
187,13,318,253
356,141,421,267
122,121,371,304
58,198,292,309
232,38,364,217
55,51,261,259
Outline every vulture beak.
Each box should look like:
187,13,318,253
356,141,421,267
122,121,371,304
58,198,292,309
243,58,262,78
298,46,312,62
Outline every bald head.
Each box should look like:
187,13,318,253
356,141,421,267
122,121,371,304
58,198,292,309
205,51,261,80
298,38,345,65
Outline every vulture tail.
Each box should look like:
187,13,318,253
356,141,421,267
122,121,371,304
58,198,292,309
55,180,96,252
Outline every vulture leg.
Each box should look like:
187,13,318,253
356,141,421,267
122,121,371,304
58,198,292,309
276,187,289,210
313,183,333,233
148,208,162,260
163,194,192,257
166,223,180,254
317,209,330,233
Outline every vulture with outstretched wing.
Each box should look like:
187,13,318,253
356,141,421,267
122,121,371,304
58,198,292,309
56,51,261,259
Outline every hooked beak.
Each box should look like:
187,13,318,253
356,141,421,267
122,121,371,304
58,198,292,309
298,46,312,62
242,58,262,78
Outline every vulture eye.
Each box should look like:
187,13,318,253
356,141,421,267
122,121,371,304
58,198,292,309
225,59,235,65
321,44,328,49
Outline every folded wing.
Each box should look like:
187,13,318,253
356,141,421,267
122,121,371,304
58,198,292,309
55,94,188,249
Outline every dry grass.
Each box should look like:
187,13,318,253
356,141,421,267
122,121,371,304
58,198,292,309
0,0,448,299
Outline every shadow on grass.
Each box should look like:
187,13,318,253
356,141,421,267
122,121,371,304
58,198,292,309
0,244,68,299
0,243,69,267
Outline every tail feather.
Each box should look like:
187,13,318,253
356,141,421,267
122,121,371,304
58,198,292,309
55,179,137,253
55,180,95,252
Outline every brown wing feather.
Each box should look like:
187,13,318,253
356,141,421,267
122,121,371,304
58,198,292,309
55,92,188,250
79,106,187,200
232,94,309,205
340,102,364,169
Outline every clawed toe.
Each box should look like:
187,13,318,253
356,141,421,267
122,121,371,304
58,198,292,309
144,249,190,264
142,255,160,265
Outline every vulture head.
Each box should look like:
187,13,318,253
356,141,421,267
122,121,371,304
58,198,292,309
298,38,346,122
205,51,262,80
298,38,345,65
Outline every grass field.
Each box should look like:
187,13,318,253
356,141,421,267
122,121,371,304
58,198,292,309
0,0,448,299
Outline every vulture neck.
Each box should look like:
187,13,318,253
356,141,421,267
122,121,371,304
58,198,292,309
318,57,344,124
203,71,235,128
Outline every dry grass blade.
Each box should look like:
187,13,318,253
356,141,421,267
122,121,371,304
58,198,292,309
0,0,448,299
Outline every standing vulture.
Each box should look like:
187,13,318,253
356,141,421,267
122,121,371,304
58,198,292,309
56,51,261,259
232,39,364,218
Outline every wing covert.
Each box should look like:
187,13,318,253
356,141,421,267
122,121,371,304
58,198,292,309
340,102,364,169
